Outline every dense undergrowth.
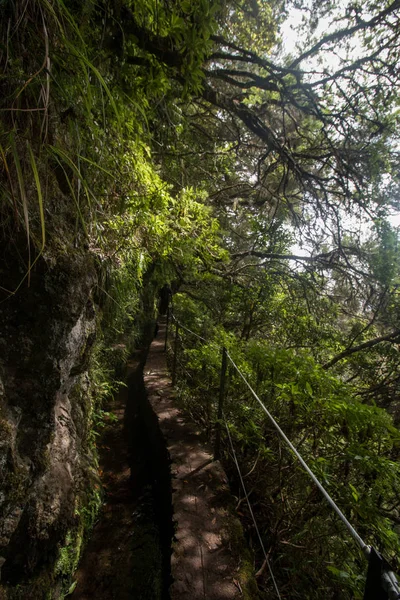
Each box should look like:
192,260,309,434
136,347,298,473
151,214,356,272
170,294,400,599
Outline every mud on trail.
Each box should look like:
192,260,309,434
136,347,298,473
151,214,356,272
71,350,172,600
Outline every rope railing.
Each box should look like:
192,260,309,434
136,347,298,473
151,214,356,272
170,314,210,344
163,308,400,600
224,414,282,599
226,350,370,558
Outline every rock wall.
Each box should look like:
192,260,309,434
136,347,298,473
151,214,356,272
0,251,98,598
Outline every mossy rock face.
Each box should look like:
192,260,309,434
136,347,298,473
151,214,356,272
0,250,99,597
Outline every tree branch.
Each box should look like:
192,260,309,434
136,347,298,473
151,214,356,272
323,330,400,370
289,0,400,68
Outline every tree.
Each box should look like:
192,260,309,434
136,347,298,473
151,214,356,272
137,0,400,414
2,0,400,597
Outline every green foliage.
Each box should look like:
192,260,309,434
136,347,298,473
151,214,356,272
54,480,103,597
2,0,400,598
55,530,83,582
171,303,400,598
367,220,400,289
0,0,222,302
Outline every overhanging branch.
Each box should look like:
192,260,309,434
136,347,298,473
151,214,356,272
323,330,400,370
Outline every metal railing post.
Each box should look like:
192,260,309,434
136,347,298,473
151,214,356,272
164,306,169,351
172,320,179,386
214,346,227,460
363,547,400,600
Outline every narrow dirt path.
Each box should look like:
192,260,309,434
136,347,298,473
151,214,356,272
145,321,249,600
71,351,171,600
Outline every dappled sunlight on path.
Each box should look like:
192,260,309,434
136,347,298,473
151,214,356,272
145,322,243,600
